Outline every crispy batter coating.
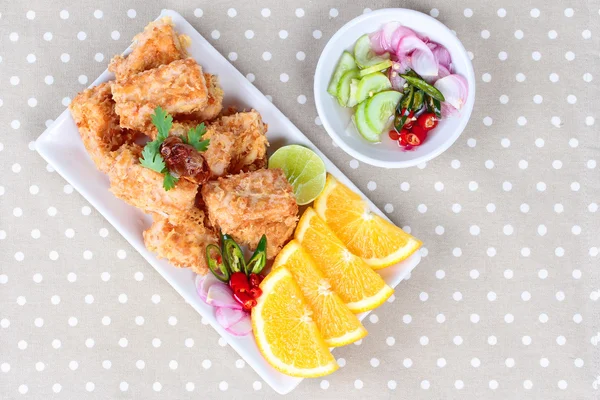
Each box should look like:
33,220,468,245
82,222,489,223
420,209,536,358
201,169,298,258
108,17,189,81
143,208,218,275
204,110,268,177
111,58,208,133
69,83,138,173
182,74,224,122
107,144,198,218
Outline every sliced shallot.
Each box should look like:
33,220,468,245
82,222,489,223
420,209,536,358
215,307,246,329
196,273,222,302
441,102,459,118
206,283,243,310
431,43,452,69
225,314,253,336
390,26,418,53
396,36,438,77
434,74,469,110
388,68,406,91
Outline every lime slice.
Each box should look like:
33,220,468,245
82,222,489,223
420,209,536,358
268,145,326,206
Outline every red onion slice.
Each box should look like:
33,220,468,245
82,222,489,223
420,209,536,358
434,74,469,110
206,284,243,310
411,49,439,77
216,307,246,329
388,68,406,91
431,44,452,69
368,30,387,54
225,314,253,336
396,35,438,77
390,26,418,53
441,102,459,118
196,274,222,302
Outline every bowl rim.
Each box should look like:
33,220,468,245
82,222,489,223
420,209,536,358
314,8,476,169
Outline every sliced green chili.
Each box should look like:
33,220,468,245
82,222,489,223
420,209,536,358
222,236,246,274
205,244,230,282
394,87,415,132
400,74,445,102
246,235,267,275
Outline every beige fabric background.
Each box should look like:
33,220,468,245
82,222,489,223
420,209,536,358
1,0,599,398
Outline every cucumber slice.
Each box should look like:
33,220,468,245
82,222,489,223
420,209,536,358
354,101,381,142
346,79,360,107
354,34,390,68
336,69,359,107
359,60,393,77
356,72,392,104
327,51,357,96
365,90,402,133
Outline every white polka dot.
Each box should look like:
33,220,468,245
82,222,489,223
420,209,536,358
522,336,532,345
514,30,524,39
583,72,593,82
488,292,497,301
421,380,430,389
280,73,289,82
549,73,559,83
418,204,427,213
295,8,305,17
261,8,271,17
313,30,322,39
455,380,464,389
403,314,412,324
94,53,104,62
453,336,463,345
481,30,490,39
296,51,306,61
262,52,272,61
516,72,526,82
136,360,145,369
185,338,194,347
193,8,203,17
574,358,584,367
10,76,20,85
26,53,36,63
482,73,491,82
101,272,110,281
211,30,220,40
244,30,254,39
564,8,574,17
532,51,542,61
558,380,568,389
470,314,480,323
464,8,473,17
227,8,237,17
152,338,161,347
18,340,27,350
219,381,228,391
187,382,196,391
59,9,69,19
538,269,548,279
548,30,558,39
153,382,162,392
523,380,533,389
33,273,43,283
44,32,52,41
18,385,28,394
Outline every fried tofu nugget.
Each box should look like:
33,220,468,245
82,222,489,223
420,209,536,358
108,17,189,81
111,58,208,133
182,74,224,122
143,208,218,275
201,169,298,258
69,83,138,173
107,144,198,218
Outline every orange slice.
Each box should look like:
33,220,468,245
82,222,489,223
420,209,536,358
273,240,368,347
314,175,422,269
251,267,338,377
294,208,393,313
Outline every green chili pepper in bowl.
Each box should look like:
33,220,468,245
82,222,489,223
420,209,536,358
222,235,246,274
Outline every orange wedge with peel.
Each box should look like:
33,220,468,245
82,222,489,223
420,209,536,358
294,207,393,313
314,175,422,269
251,267,338,377
273,240,368,347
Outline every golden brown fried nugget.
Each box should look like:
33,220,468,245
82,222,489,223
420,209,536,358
109,17,189,81
143,208,218,275
204,110,268,177
183,74,224,122
69,83,138,173
107,144,198,218
201,169,298,258
111,58,208,133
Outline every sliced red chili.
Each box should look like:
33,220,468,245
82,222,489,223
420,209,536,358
249,286,263,299
229,272,250,294
405,133,421,146
411,125,429,143
249,273,262,288
234,291,257,310
388,130,400,141
417,112,438,130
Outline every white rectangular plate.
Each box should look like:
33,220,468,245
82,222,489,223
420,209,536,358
35,10,421,395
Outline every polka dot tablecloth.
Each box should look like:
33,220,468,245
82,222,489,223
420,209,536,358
0,1,599,398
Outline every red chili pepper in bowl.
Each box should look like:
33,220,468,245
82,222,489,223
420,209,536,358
417,112,438,130
249,273,263,288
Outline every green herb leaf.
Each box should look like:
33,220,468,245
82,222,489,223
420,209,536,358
139,144,166,173
151,106,173,142
179,134,188,144
162,172,179,191
186,123,210,152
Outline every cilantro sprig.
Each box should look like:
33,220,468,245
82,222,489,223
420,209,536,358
139,107,210,191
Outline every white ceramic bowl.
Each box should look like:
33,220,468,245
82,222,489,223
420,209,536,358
314,8,476,168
